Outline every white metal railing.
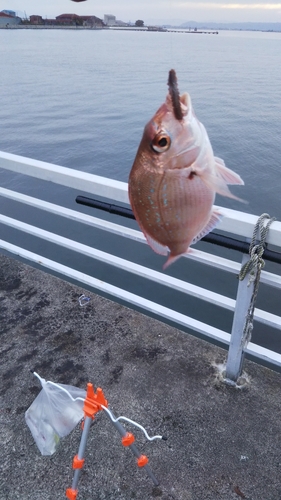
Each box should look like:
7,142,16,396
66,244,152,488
1,151,281,380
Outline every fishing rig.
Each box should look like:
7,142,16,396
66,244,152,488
65,383,162,500
25,373,165,500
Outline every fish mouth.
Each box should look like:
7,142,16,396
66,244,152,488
168,69,184,121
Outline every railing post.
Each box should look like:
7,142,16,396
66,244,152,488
225,253,254,383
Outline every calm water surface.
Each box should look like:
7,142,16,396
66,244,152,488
0,29,281,354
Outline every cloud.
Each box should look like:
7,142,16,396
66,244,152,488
218,2,281,8
176,1,281,8
6,0,281,23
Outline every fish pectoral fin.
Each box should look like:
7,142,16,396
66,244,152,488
191,209,222,245
202,170,246,203
214,157,244,185
145,233,169,256
200,157,245,202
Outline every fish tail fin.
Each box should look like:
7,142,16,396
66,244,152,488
163,248,194,270
163,254,181,270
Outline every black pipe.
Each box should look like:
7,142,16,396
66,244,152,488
76,195,281,265
77,197,135,220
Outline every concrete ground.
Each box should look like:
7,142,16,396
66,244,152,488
0,254,281,500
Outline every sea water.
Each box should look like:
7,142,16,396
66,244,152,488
0,29,281,353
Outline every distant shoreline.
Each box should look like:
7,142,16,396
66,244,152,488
1,24,280,33
0,25,219,33
0,25,103,30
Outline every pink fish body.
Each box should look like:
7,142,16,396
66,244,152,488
129,70,244,269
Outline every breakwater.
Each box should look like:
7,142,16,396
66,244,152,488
0,24,218,33
1,253,281,499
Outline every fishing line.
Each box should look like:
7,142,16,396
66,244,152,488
168,0,176,71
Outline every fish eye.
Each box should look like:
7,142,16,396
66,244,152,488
151,132,171,153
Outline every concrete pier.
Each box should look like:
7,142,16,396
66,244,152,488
0,254,280,500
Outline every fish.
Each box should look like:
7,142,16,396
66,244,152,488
128,69,244,269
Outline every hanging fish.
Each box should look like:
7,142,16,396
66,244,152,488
128,69,244,269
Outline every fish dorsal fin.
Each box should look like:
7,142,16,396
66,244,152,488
191,209,222,245
145,233,169,256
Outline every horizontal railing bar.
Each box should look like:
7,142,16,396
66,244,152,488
1,151,281,246
76,196,281,264
0,239,230,343
0,151,129,204
0,214,234,310
0,186,142,239
0,187,280,289
0,240,280,367
218,206,281,248
186,250,281,289
246,342,281,366
0,188,280,289
1,214,281,329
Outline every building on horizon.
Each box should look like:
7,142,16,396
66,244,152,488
80,15,104,27
30,15,44,25
29,13,104,27
104,14,116,26
103,15,129,27
2,10,16,17
0,11,21,25
115,19,128,27
55,13,81,25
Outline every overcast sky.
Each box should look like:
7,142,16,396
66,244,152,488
3,0,281,24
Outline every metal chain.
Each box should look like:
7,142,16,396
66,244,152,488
238,213,276,346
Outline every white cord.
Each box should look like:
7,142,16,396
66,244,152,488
33,372,85,403
32,372,165,442
101,405,163,441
